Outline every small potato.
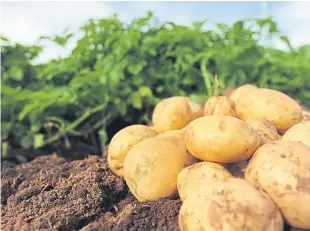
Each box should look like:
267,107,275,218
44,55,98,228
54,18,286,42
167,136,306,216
245,140,310,229
246,118,281,144
235,88,303,133
108,125,157,176
282,121,310,147
204,96,237,117
123,134,195,202
152,96,193,133
185,115,261,163
230,84,258,104
179,178,284,231
177,161,232,201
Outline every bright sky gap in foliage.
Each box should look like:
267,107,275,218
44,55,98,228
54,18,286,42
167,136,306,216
1,1,310,63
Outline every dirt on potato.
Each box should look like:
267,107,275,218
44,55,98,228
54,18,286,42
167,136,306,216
1,153,181,231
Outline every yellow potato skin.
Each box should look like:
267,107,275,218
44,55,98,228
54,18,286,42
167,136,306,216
185,115,261,163
123,134,195,202
177,161,232,201
282,121,310,147
235,88,303,133
230,84,258,104
204,96,237,117
246,118,281,144
108,125,157,176
152,96,193,133
179,178,283,231
245,140,310,229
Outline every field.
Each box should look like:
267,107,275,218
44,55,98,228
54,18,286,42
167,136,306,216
1,12,310,231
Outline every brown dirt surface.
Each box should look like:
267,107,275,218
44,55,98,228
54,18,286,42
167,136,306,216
1,154,181,231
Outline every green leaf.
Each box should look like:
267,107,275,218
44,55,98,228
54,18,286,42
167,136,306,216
129,92,142,109
19,103,39,120
21,134,34,149
1,35,9,42
138,86,152,97
34,134,44,148
280,35,293,51
9,66,23,81
128,60,147,75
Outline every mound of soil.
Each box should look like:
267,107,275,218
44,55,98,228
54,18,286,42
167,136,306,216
1,154,181,231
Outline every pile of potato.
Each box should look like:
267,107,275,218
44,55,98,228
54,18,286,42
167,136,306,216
107,84,310,231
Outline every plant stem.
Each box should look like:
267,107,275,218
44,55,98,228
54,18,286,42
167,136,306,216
37,103,108,148
201,57,212,97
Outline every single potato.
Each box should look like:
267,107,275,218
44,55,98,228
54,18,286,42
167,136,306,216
246,118,281,144
282,120,310,147
152,96,193,133
185,115,261,163
179,178,284,231
108,124,157,176
204,96,237,117
235,88,303,133
123,134,195,202
230,84,258,104
245,140,310,229
177,161,232,201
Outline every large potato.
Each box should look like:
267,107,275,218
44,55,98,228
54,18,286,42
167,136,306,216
282,121,310,147
108,125,157,176
246,118,281,144
185,115,261,163
177,161,232,201
230,84,258,104
204,96,237,117
235,88,303,133
123,134,195,202
245,140,310,229
179,178,283,231
152,96,192,133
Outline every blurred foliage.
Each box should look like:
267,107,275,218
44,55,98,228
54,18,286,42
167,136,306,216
1,12,310,158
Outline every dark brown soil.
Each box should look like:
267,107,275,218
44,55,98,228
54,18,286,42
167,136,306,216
1,154,181,231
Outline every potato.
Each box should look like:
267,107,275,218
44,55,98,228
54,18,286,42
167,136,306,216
282,121,310,147
204,96,237,117
108,125,157,176
179,178,284,231
123,133,195,202
246,118,281,144
230,84,258,104
185,115,261,163
226,160,248,178
177,161,232,201
152,96,193,133
235,88,303,133
245,140,310,229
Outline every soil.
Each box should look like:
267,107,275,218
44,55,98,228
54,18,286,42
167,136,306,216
1,153,181,231
2,154,307,231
